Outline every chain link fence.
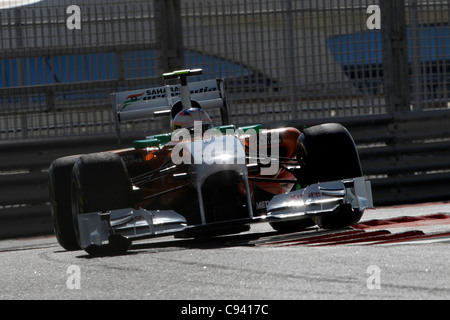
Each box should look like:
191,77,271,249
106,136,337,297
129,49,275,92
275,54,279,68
0,0,449,140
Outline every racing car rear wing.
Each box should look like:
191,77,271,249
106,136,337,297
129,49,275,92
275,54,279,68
110,70,230,145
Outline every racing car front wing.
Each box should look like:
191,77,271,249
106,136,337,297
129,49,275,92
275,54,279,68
76,177,372,250
266,176,373,220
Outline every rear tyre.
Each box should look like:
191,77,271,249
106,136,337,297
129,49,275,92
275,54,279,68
71,152,133,255
296,123,364,229
49,155,82,251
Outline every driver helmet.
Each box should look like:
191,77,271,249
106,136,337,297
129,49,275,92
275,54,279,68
172,108,213,134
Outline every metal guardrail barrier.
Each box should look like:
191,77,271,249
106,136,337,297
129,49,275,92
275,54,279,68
0,132,140,238
2,110,450,238
268,109,450,206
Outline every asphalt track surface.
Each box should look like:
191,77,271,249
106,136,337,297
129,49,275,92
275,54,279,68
1,202,450,301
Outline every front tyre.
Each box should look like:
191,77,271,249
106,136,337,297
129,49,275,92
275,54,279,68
71,152,133,255
296,123,364,229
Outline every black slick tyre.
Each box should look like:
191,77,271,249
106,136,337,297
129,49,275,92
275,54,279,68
71,152,133,255
296,123,364,229
49,155,82,251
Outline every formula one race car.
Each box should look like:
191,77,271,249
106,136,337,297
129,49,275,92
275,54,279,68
49,69,373,255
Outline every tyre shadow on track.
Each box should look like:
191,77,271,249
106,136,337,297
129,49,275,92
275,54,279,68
76,228,320,259
131,230,279,251
124,227,327,256
77,224,373,258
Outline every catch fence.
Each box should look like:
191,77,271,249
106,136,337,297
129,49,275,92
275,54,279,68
1,0,448,140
